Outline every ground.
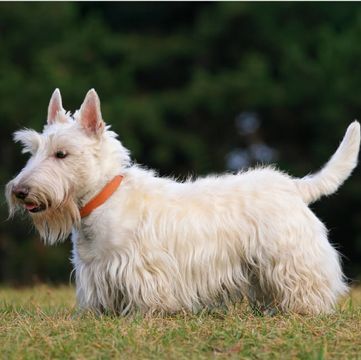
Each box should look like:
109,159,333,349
0,286,360,359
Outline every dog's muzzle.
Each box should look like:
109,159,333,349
12,184,47,213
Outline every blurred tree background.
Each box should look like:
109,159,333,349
0,2,361,284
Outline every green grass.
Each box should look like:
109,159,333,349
0,286,360,359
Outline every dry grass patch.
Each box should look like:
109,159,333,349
1,285,360,359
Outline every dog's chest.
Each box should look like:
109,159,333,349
73,208,136,263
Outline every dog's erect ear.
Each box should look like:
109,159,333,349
47,89,65,125
78,89,105,136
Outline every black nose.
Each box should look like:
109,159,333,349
13,185,29,200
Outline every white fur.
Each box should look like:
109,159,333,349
6,89,360,315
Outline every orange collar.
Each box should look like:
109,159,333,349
80,175,124,218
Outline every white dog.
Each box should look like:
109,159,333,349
6,89,360,315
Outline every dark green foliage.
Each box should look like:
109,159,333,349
0,3,361,283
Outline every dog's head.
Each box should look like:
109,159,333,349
6,89,130,244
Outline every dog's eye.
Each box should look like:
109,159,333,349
55,150,67,159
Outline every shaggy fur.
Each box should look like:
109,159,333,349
6,89,360,315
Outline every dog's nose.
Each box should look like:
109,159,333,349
13,185,30,200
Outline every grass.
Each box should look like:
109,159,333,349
0,286,360,359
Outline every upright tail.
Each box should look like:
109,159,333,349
295,121,360,204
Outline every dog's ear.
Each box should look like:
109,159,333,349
78,89,105,136
47,89,65,125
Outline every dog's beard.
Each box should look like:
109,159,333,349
6,183,80,245
31,196,80,244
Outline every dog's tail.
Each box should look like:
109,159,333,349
295,121,360,204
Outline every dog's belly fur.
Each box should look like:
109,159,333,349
72,166,346,315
